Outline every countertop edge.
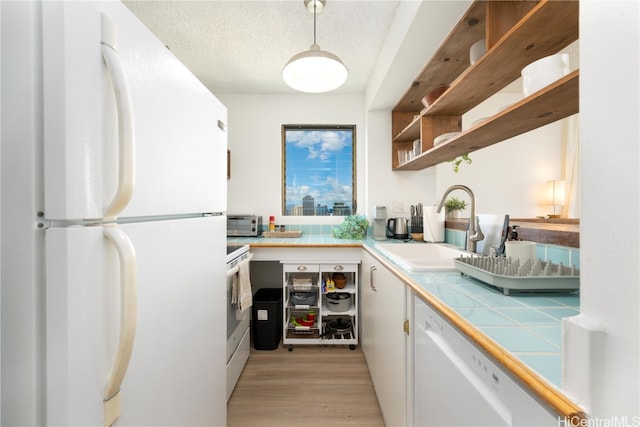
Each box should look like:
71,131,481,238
360,244,586,423
243,242,362,248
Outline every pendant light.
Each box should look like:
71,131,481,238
282,0,348,93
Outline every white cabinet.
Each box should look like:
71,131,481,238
360,251,407,427
414,297,558,426
281,261,359,350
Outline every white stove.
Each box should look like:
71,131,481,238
225,243,251,401
227,244,250,264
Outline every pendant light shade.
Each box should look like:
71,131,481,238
282,44,348,93
282,0,348,93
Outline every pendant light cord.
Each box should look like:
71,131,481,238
313,1,317,45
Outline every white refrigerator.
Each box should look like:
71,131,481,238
2,1,227,426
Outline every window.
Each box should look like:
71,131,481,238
282,125,356,216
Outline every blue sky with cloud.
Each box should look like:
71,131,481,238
284,128,353,212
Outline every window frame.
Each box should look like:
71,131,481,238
281,124,357,216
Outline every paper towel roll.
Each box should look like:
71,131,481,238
423,206,445,243
505,241,537,264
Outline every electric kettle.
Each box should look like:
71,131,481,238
386,218,409,239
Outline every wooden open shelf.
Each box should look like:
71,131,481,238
396,70,578,170
391,0,579,170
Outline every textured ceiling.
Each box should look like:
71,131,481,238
124,0,401,94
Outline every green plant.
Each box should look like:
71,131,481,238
444,197,467,213
332,215,369,239
450,153,472,173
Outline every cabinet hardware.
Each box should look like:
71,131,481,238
334,265,344,271
369,265,377,291
403,319,410,335
297,265,307,271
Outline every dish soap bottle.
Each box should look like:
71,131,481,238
326,274,335,292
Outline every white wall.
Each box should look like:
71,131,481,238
435,41,580,218
220,93,365,225
365,109,436,219
436,91,569,218
562,0,639,420
221,92,568,226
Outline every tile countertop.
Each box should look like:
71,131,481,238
228,234,581,414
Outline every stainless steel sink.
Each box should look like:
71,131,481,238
375,243,468,272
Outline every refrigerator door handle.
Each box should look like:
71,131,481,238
101,15,135,219
103,225,138,427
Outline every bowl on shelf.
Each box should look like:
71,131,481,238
521,53,570,96
297,317,315,327
469,38,486,65
332,273,347,289
421,85,449,108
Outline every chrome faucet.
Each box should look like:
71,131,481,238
436,185,484,253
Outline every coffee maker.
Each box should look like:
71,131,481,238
372,206,387,240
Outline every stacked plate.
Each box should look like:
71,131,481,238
434,132,461,146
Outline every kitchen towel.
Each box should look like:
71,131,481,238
232,258,253,313
423,206,445,242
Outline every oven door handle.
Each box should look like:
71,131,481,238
226,252,254,277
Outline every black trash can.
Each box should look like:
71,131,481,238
251,288,282,350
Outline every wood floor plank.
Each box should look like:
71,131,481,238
227,345,385,427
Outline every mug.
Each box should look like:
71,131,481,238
505,241,537,264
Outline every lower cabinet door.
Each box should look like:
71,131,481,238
361,251,407,427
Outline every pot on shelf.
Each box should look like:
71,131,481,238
324,318,353,336
326,292,351,312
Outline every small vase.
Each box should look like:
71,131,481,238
449,210,461,219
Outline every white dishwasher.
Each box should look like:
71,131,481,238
414,297,558,426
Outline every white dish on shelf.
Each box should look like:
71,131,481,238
494,103,515,115
521,53,570,96
470,117,489,127
469,38,486,65
433,132,461,146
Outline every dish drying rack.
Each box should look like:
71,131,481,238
454,255,580,295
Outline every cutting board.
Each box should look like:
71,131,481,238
262,231,303,238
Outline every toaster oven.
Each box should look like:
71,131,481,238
227,215,262,236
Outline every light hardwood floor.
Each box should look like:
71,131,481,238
227,344,385,426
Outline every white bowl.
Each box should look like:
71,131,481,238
521,53,570,96
469,39,485,65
